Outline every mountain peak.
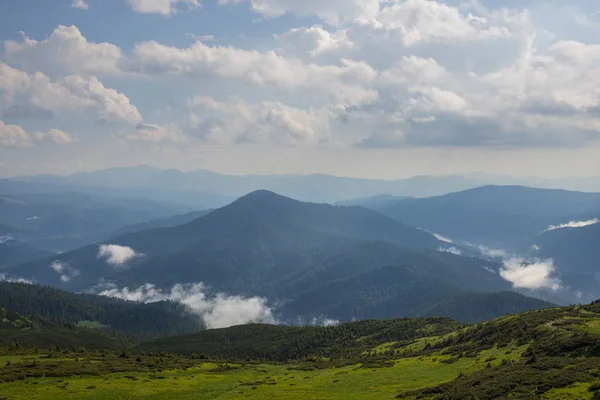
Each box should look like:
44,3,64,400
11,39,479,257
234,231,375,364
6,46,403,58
237,190,297,203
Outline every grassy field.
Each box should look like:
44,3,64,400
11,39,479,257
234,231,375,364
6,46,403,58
2,303,600,399
0,342,532,400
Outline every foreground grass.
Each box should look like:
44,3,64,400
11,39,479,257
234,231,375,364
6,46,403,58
0,344,527,400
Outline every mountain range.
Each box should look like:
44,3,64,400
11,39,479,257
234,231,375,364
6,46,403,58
11,165,600,204
3,189,561,324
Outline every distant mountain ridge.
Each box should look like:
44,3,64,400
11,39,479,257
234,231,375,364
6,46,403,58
355,185,600,250
14,165,600,204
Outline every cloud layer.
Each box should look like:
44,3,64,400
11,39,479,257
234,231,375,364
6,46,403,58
99,282,275,329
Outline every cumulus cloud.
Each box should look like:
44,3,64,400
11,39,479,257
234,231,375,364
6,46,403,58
49,261,80,282
0,121,75,147
0,63,142,125
35,129,77,145
187,96,335,145
97,244,139,266
98,282,276,329
4,26,123,76
4,1,600,151
546,218,600,231
71,0,89,10
126,0,200,15
0,120,33,147
0,273,33,284
276,25,355,57
499,257,562,291
219,0,379,26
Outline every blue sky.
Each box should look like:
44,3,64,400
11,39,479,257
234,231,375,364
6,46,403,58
1,0,600,178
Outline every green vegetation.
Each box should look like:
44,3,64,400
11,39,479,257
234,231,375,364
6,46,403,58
0,283,202,339
1,300,599,399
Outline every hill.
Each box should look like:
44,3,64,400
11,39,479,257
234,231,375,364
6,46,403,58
363,185,600,250
101,209,213,239
0,189,194,252
413,291,555,323
533,222,600,301
5,191,557,324
0,308,126,350
2,301,599,399
0,240,54,268
6,190,444,293
0,282,202,339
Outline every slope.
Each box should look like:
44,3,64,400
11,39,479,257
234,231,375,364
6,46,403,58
0,282,202,339
367,185,600,249
0,308,126,350
6,190,444,292
533,222,600,301
0,190,194,252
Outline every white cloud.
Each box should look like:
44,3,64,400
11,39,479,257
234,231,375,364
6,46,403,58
499,257,562,291
0,234,13,244
97,244,139,266
4,26,123,76
309,316,339,326
469,245,509,259
546,218,600,231
3,1,600,153
432,232,452,243
71,0,89,10
0,120,33,147
126,0,201,15
362,0,511,47
438,246,462,256
99,282,276,329
49,261,80,282
0,273,33,284
276,25,354,57
0,63,142,125
187,96,334,145
219,0,380,26
34,129,77,145
126,123,184,143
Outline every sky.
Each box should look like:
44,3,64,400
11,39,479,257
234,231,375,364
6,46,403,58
1,0,600,179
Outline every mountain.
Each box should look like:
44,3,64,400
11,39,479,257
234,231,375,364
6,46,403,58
5,191,550,324
3,300,599,399
6,191,444,293
0,307,126,350
101,209,213,238
363,185,600,250
13,167,491,202
135,300,597,365
0,239,54,268
532,222,600,300
335,194,411,208
0,189,195,252
412,291,555,323
0,282,202,339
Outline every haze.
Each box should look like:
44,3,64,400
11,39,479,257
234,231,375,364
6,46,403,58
1,0,600,180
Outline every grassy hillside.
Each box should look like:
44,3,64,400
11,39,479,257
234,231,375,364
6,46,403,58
1,301,600,399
